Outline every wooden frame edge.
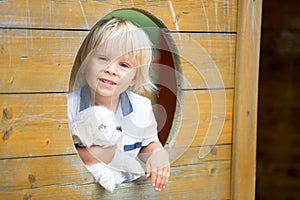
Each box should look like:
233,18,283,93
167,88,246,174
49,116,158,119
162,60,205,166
231,0,263,199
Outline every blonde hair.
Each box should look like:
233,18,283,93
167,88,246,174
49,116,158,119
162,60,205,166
71,17,157,94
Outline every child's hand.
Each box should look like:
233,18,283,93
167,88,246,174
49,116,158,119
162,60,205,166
145,149,170,192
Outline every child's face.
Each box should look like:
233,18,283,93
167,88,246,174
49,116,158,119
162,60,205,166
85,44,137,100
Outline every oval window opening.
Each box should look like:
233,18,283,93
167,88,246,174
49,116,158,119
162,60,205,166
69,8,180,146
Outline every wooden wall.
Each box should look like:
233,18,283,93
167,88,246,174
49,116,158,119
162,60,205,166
256,0,300,199
0,1,262,199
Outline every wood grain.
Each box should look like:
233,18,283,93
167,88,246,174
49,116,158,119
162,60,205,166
0,93,76,159
0,90,231,159
0,0,237,32
0,29,235,93
0,0,262,199
170,144,231,166
0,155,93,191
231,0,263,199
0,158,231,200
172,33,236,89
0,29,86,93
169,89,233,149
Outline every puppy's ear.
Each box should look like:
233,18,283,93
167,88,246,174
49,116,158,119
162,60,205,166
71,120,94,148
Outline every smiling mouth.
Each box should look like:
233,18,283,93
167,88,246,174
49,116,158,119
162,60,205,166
99,78,117,85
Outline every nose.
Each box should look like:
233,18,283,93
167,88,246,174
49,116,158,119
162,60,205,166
104,62,117,75
116,126,122,132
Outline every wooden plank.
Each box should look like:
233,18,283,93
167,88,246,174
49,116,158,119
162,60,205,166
0,0,237,32
172,33,236,89
0,90,231,159
165,161,230,199
0,93,76,159
170,144,231,166
0,160,231,200
0,29,87,93
0,155,93,191
0,29,235,92
231,0,263,199
169,89,233,150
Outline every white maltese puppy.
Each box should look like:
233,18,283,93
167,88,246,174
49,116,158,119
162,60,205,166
70,106,144,192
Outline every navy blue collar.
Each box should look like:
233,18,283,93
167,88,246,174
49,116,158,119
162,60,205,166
79,85,133,117
79,85,90,112
119,91,133,116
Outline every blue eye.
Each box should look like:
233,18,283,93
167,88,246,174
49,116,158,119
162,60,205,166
98,56,108,61
120,63,129,68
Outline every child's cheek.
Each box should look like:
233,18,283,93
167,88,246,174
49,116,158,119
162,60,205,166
85,66,98,89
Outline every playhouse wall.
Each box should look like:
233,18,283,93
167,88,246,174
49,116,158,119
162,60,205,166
0,1,238,199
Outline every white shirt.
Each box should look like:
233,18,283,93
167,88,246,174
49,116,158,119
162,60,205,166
67,86,159,159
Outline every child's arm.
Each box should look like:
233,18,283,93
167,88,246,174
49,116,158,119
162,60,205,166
139,142,170,192
76,145,117,165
